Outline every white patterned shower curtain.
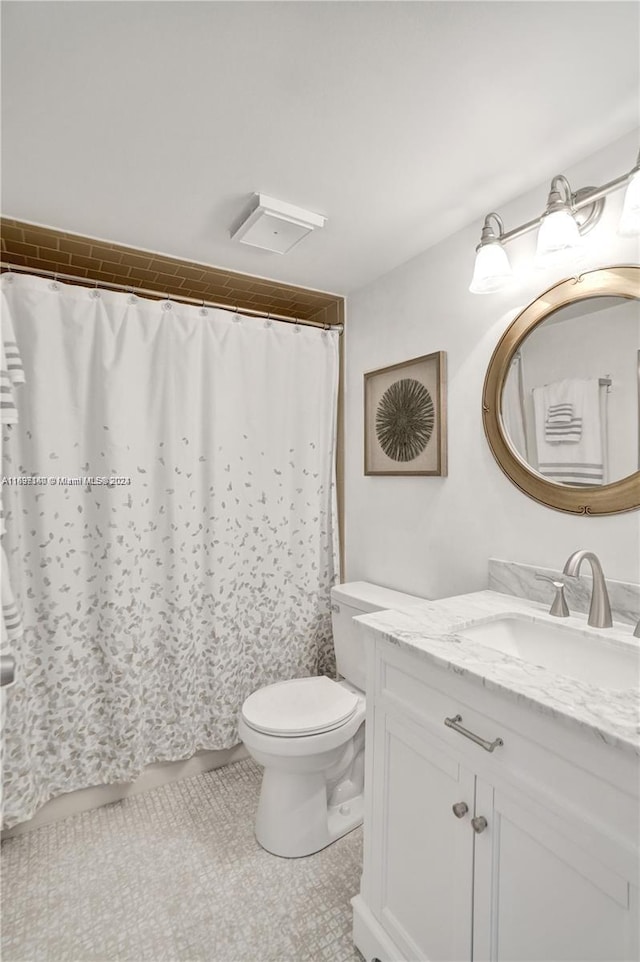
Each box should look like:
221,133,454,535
0,273,339,828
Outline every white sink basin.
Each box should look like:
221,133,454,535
458,616,639,690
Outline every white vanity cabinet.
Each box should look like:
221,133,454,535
353,635,640,962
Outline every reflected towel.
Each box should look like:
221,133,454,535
542,379,583,442
546,402,574,425
533,379,603,485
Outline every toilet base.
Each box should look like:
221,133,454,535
327,793,364,846
254,766,364,858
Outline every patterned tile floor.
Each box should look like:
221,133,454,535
1,758,365,962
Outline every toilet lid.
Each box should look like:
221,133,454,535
241,677,359,737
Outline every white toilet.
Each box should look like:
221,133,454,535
238,581,427,857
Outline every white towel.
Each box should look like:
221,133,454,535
1,288,25,425
542,379,582,442
1,547,23,642
0,282,25,648
533,378,603,485
546,402,574,425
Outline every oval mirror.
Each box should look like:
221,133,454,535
483,265,640,515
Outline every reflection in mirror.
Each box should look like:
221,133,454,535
501,295,640,488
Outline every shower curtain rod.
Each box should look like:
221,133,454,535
0,262,344,334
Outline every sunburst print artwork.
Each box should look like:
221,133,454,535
376,378,434,462
364,352,447,476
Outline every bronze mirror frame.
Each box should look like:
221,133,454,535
482,265,640,515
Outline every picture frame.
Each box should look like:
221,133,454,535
364,351,447,476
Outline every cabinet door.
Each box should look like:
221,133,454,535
472,778,639,962
370,709,475,962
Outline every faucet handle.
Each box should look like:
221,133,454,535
535,575,569,618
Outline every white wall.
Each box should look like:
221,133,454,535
345,131,640,598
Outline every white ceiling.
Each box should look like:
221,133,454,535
2,1,638,295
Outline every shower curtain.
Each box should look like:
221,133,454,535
0,273,339,828
502,353,528,461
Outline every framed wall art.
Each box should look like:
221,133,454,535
364,351,447,476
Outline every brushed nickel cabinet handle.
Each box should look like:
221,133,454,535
444,714,504,753
471,815,488,833
452,801,469,818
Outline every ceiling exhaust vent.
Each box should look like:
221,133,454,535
230,194,326,254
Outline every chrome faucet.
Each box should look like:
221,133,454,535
562,550,612,629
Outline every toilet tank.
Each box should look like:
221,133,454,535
330,581,428,692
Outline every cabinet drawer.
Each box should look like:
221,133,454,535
379,655,520,778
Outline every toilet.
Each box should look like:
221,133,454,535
238,581,428,858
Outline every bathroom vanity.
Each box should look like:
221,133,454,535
352,591,640,962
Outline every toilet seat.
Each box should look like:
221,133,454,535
241,676,359,737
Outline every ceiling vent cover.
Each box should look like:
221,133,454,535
230,194,326,254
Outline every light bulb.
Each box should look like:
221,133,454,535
469,241,512,294
618,169,640,236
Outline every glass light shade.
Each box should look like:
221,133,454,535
618,169,640,236
469,241,512,294
535,209,582,266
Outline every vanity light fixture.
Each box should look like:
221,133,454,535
469,213,513,293
535,175,583,267
619,151,640,236
470,148,640,293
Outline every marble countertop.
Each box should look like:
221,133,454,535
356,590,640,757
